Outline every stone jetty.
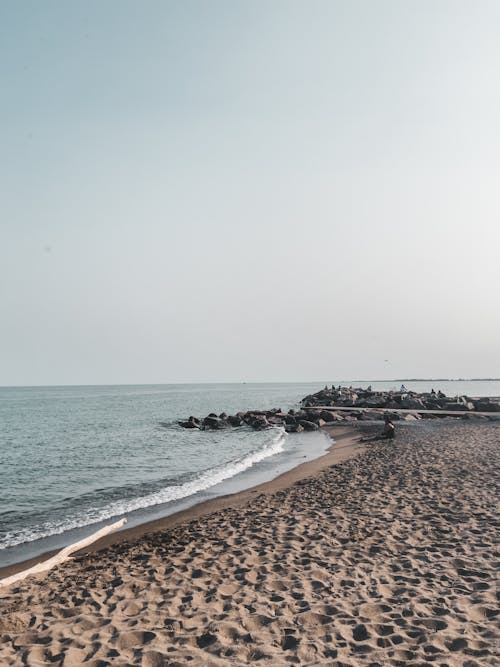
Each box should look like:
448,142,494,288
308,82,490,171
301,385,500,413
177,385,500,433
178,409,320,434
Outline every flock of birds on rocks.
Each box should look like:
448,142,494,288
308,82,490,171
177,385,500,433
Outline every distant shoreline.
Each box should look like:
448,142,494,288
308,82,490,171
395,378,500,381
1,378,499,389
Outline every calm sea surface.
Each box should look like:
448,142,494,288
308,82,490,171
1,380,498,567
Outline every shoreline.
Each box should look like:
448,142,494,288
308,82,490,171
0,425,364,581
1,420,497,666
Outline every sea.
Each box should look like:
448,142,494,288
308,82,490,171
1,379,499,569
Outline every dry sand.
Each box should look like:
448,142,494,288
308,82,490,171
0,421,498,666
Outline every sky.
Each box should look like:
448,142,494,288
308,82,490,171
1,0,499,385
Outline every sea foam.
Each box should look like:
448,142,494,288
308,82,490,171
0,427,286,550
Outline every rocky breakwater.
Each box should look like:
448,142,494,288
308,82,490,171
178,407,349,433
177,387,500,434
301,385,500,417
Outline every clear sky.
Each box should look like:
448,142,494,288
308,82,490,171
1,1,499,385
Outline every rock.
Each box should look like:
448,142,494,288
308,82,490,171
474,399,500,412
202,415,227,429
178,419,200,429
227,415,243,426
319,410,336,422
358,412,378,421
285,423,304,433
267,416,285,426
363,398,388,408
443,402,468,411
298,420,319,431
250,416,270,430
400,397,425,410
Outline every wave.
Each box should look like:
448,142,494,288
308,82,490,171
0,428,287,550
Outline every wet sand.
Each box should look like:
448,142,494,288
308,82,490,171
0,421,498,666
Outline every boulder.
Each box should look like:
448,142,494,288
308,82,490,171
203,415,227,429
357,412,378,421
400,397,425,410
369,398,390,408
285,423,304,433
298,420,319,431
178,419,200,429
250,416,270,430
267,416,285,426
443,402,468,411
227,415,243,427
474,399,500,412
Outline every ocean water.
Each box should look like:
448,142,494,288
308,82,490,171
1,380,498,568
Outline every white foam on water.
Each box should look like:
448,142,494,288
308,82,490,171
0,427,287,550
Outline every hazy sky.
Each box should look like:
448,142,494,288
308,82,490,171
1,1,499,385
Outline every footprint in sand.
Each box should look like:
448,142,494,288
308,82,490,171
116,630,156,650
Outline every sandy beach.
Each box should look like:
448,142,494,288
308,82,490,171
0,421,498,666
